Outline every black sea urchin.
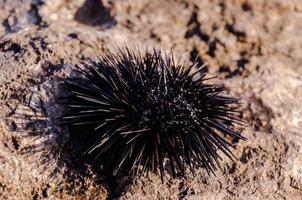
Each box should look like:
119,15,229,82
62,48,245,179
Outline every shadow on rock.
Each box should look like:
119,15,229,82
74,0,116,29
7,63,132,199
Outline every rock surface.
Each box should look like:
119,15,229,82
0,0,302,199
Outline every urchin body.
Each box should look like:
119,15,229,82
63,48,244,179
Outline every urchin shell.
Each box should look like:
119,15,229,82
62,48,245,179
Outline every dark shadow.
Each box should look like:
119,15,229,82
74,0,116,28
224,23,246,40
58,66,134,199
184,5,209,43
7,63,132,199
91,163,134,200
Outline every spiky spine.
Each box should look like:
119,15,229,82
63,48,245,179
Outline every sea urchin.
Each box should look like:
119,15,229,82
62,48,245,179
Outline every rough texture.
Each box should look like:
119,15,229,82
0,0,302,199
